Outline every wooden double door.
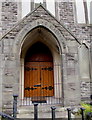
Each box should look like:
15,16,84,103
24,42,54,99
24,62,54,97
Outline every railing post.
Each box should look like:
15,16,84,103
80,108,85,120
34,103,38,120
67,108,71,120
13,94,18,118
51,106,56,120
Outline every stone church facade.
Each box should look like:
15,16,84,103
0,0,91,115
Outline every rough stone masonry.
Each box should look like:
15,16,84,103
0,0,91,115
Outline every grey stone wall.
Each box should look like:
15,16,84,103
62,52,81,106
56,2,90,43
56,1,91,103
0,54,3,113
90,26,92,103
0,1,91,114
0,5,81,112
81,82,91,102
0,2,2,38
0,1,21,113
1,1,22,35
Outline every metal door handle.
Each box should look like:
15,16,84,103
34,84,41,87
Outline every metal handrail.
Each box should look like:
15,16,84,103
0,112,14,120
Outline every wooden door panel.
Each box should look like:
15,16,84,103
41,62,54,96
24,62,54,97
24,62,41,97
24,69,30,97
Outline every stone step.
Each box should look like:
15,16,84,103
15,118,69,120
17,105,75,118
17,105,67,114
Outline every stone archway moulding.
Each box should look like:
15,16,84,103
14,19,67,55
14,19,65,102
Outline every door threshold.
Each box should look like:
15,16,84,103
31,96,47,103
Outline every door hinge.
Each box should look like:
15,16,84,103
42,67,53,71
25,67,37,71
42,86,54,90
25,87,37,91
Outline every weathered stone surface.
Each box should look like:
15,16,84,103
1,1,21,35
0,1,91,116
81,82,91,101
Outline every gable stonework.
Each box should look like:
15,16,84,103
0,2,91,115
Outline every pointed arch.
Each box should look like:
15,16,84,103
14,19,67,55
18,20,63,104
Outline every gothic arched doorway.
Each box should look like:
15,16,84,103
20,26,63,105
24,42,54,102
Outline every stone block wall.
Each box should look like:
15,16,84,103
56,1,90,43
1,0,22,35
0,1,21,114
81,82,91,102
55,1,91,102
0,1,91,114
0,2,2,38
0,4,82,112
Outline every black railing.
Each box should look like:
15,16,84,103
34,103,38,120
33,104,87,120
0,95,18,120
67,108,71,120
0,112,14,120
80,108,85,120
0,104,88,120
0,95,91,120
13,95,18,118
51,106,56,120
